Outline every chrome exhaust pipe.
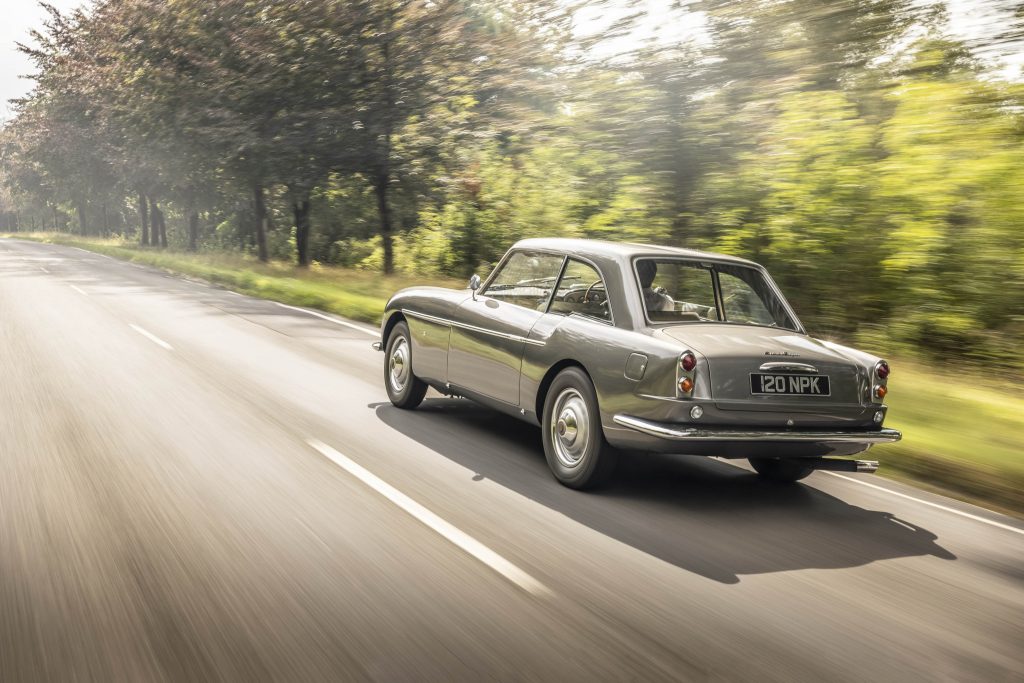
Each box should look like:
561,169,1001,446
811,458,879,474
855,459,879,474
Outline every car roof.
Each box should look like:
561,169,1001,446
512,237,761,268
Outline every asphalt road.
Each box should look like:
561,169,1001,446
1,237,1022,682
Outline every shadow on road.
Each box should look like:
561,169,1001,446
374,398,955,584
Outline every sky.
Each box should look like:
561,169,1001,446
1,0,1020,121
1,0,83,121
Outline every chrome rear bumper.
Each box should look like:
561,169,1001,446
612,414,902,444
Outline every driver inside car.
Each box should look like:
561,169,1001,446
637,260,675,312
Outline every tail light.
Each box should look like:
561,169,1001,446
677,350,697,397
871,360,890,404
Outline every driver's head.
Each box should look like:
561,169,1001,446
636,260,658,288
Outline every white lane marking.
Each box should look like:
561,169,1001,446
307,438,549,596
69,285,88,296
39,267,49,273
128,324,174,351
69,246,112,260
822,471,1024,536
276,302,378,337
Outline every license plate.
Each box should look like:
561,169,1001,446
750,373,830,396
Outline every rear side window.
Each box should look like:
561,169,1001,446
635,259,719,322
549,259,611,323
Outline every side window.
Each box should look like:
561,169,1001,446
549,259,611,323
483,251,565,310
637,259,718,322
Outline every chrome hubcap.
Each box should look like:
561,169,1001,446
389,337,410,393
551,388,589,468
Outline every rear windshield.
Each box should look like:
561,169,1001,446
634,258,798,330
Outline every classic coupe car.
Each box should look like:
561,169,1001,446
375,238,901,489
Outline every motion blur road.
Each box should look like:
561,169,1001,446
1,238,1021,682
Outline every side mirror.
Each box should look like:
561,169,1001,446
469,274,481,300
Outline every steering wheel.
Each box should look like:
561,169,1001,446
583,280,605,303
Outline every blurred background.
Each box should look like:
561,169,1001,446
0,0,1021,513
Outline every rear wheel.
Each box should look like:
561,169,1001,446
749,457,816,483
542,367,617,489
385,321,427,409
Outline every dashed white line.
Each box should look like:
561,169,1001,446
69,285,88,296
307,438,549,596
39,267,49,273
822,471,1024,536
276,302,378,337
129,324,174,351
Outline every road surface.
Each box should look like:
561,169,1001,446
1,238,1021,682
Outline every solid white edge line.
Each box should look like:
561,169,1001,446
70,246,113,260
307,438,549,596
129,324,174,351
821,471,1024,536
69,285,88,296
276,302,379,337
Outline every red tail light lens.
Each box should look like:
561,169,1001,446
680,353,697,372
876,361,890,380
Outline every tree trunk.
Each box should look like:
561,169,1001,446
52,205,59,232
78,203,87,236
149,198,168,248
375,14,396,276
149,197,160,248
374,174,394,275
188,210,199,252
253,183,269,262
138,191,150,246
158,205,167,248
102,203,109,235
293,195,312,267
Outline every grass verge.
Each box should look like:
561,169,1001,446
6,232,1022,517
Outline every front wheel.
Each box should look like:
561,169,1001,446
542,367,617,489
384,321,428,409
749,457,816,483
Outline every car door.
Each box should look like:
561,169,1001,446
447,250,565,405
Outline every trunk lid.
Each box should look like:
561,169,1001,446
657,324,867,410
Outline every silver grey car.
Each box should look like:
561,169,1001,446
375,238,901,489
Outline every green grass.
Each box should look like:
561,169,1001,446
5,232,1022,516
881,363,1024,515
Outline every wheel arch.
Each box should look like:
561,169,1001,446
381,310,407,348
534,359,595,423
